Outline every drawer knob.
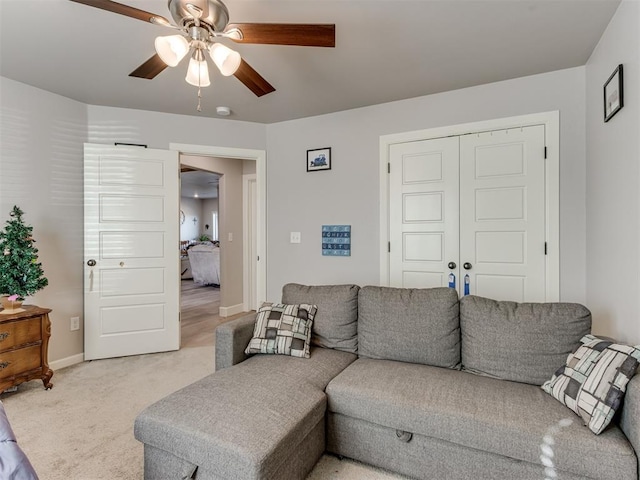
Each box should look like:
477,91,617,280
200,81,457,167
0,361,10,370
0,332,8,342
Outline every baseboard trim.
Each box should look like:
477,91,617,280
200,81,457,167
50,353,85,371
219,303,244,317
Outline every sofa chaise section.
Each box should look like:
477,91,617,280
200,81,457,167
135,347,356,480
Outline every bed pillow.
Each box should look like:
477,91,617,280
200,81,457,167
542,334,640,434
245,303,317,358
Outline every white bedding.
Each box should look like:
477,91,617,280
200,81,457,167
187,244,221,286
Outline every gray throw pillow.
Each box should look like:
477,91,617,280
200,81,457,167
282,283,359,353
461,295,591,386
358,286,461,368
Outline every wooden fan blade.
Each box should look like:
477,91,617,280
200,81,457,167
129,54,168,79
69,0,170,24
226,23,335,47
234,60,276,97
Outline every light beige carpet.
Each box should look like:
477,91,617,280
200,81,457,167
0,346,408,480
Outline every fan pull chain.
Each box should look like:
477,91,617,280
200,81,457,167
197,86,202,112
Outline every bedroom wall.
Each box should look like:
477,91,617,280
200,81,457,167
0,76,88,366
265,67,587,308
180,197,203,242
201,198,219,240
585,0,640,344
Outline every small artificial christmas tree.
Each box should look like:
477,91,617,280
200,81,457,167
0,206,48,301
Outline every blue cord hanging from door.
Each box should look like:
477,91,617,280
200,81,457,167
464,274,470,296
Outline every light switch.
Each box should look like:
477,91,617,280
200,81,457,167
290,232,301,244
228,232,233,242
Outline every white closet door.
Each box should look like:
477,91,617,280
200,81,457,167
389,137,460,288
459,126,546,302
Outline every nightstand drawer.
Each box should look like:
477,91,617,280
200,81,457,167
0,345,42,379
0,317,41,351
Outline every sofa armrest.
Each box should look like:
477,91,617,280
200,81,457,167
214,313,256,371
620,374,640,476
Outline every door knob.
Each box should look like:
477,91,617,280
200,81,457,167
87,259,96,267
463,262,472,270
447,262,456,270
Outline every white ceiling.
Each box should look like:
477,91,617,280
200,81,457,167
0,0,620,124
181,170,220,198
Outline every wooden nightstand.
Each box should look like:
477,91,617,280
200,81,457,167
0,305,53,391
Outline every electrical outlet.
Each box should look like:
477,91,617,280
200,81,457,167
290,232,301,244
70,316,80,331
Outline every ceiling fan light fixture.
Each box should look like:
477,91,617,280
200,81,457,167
209,43,241,76
154,34,190,67
185,53,211,87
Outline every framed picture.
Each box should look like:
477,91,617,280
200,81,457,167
307,147,331,172
322,225,351,256
604,64,623,122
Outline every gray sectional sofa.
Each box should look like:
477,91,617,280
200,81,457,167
135,284,640,480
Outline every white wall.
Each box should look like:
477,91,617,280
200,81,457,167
586,0,640,344
180,197,202,242
201,198,219,240
0,77,88,364
265,67,587,303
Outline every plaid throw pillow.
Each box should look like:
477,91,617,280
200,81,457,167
245,304,317,358
542,334,640,434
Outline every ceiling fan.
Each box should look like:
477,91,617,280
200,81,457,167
69,0,335,107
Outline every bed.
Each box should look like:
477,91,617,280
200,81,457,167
186,243,221,286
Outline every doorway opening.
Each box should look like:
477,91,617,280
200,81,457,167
179,166,223,348
177,150,262,348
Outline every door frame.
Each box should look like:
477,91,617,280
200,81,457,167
379,111,560,300
243,173,257,311
171,143,267,307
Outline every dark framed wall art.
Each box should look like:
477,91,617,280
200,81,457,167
307,147,331,172
604,64,623,122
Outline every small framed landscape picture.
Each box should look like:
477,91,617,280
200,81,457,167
604,64,623,122
307,147,331,172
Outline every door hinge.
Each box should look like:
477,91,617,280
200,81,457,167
388,242,391,253
544,242,548,255
544,147,547,159
388,163,391,174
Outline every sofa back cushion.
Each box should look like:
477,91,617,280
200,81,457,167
460,295,591,386
282,283,359,353
358,286,460,368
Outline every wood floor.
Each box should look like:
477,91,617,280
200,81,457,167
180,280,249,348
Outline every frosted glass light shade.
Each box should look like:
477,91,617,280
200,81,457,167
185,57,211,87
209,43,241,76
154,35,189,67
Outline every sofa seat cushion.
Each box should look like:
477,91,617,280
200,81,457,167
135,347,356,479
326,359,636,480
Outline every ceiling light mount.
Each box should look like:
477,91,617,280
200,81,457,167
216,106,231,116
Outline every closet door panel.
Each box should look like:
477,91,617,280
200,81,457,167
389,137,460,289
459,126,546,302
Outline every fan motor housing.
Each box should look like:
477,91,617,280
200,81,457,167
168,0,230,31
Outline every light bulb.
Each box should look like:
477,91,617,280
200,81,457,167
209,43,241,76
185,56,211,87
154,35,189,67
